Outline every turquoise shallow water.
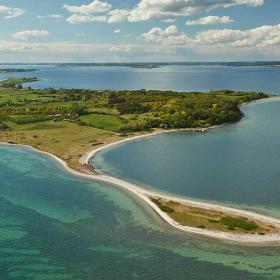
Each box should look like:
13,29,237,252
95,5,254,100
1,144,280,279
1,64,280,279
94,99,280,218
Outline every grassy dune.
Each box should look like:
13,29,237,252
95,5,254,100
151,198,278,235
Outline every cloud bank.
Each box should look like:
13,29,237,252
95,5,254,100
186,16,234,26
0,4,25,19
13,30,50,40
63,0,264,24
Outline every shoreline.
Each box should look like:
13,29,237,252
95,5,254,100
82,96,280,170
2,96,280,244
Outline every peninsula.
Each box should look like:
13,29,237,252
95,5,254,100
0,77,39,88
1,83,279,243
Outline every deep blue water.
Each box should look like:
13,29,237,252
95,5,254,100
94,99,280,217
0,64,280,94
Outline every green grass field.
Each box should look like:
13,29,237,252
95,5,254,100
0,86,268,172
79,113,125,132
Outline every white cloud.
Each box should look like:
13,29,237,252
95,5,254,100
50,14,62,19
0,5,25,19
0,6,9,13
63,0,263,24
66,14,107,24
37,14,62,20
13,30,50,40
162,19,176,23
138,23,280,59
63,0,111,14
186,16,234,26
142,23,280,51
0,40,148,55
128,0,263,22
195,24,280,47
107,9,129,23
114,29,121,34
1,26,279,62
142,25,190,45
64,0,112,24
109,46,131,52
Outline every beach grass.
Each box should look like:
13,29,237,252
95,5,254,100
150,197,276,235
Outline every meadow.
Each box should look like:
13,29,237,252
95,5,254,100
0,82,268,171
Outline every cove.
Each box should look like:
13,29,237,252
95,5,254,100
93,99,280,217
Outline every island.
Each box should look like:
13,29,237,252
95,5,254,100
1,83,280,243
0,68,36,73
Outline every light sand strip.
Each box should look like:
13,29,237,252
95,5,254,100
2,132,280,244
2,97,280,244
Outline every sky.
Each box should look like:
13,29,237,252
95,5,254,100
0,0,279,62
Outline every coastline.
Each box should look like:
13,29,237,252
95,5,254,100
82,96,280,170
2,96,280,244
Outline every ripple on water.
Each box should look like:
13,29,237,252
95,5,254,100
1,142,280,279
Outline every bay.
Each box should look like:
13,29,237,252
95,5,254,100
94,99,280,218
0,64,280,94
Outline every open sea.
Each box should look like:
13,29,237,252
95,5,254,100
0,64,280,94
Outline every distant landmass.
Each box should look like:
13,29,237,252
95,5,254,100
0,62,280,69
0,68,36,73
57,61,280,68
58,63,165,69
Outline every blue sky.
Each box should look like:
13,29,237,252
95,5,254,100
0,0,279,62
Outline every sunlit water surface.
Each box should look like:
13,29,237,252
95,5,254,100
0,64,280,94
1,143,280,279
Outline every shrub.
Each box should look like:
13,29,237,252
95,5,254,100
0,122,9,131
116,102,150,114
159,205,174,213
220,216,258,231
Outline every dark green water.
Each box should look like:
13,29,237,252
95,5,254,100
94,99,280,218
1,145,280,279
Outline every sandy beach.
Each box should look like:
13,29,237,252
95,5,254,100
2,97,280,244
2,138,280,244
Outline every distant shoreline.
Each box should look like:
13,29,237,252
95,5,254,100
2,97,280,245
56,61,280,69
1,61,280,67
